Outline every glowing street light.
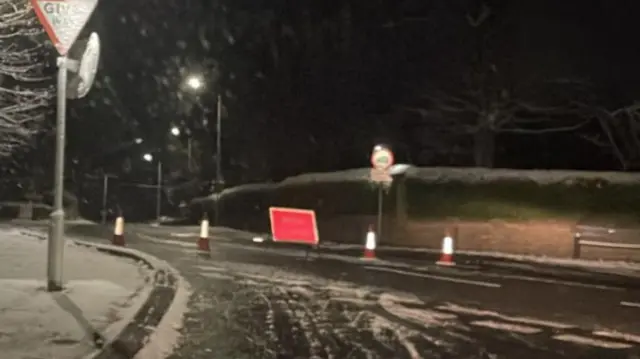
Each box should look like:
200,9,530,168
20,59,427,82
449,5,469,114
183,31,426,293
186,75,203,91
170,127,180,136
143,153,153,162
135,138,143,144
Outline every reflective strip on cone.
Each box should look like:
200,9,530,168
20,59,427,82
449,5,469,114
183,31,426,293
112,216,125,246
362,228,376,259
200,219,209,238
436,236,455,265
198,219,210,251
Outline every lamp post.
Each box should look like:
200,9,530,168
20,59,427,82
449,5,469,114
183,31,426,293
171,126,192,171
184,74,224,184
143,153,162,222
184,75,225,225
100,173,118,224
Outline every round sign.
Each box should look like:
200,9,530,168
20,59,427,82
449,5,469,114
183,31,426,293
371,147,394,170
67,32,100,99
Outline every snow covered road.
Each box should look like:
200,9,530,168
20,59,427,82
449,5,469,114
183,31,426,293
63,223,640,358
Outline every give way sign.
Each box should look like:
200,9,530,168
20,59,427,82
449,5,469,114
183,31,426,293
31,0,99,56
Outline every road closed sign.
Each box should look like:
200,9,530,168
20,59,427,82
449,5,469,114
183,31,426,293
269,207,319,246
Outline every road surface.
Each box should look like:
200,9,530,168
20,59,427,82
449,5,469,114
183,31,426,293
62,223,640,358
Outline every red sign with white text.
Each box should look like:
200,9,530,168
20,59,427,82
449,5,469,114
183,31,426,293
269,207,319,245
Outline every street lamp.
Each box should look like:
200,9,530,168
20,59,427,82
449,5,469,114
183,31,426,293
143,153,162,222
186,75,203,91
170,126,180,136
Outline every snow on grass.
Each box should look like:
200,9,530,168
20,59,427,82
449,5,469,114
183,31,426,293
0,229,146,291
0,228,150,359
410,166,640,185
276,165,640,186
0,279,134,359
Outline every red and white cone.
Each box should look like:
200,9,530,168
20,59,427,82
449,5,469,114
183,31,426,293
112,216,125,246
362,226,377,260
436,233,455,266
197,218,210,252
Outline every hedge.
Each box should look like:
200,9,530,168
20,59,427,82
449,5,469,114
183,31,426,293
189,166,640,225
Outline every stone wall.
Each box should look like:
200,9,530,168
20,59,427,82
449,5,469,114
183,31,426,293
404,219,576,257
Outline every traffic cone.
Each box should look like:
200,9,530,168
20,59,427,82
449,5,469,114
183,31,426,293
362,225,377,260
197,216,210,252
112,216,125,246
436,229,455,266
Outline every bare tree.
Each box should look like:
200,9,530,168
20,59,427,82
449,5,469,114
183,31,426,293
578,102,640,171
0,0,52,157
401,0,591,168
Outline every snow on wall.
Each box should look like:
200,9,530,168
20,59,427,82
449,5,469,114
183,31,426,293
283,166,640,186
281,168,372,185
213,166,640,199
409,167,640,185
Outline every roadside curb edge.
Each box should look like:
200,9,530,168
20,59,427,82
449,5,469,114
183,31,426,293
68,239,189,359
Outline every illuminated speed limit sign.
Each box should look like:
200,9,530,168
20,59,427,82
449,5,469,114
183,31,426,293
371,146,394,171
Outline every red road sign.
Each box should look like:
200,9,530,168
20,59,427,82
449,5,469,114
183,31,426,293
269,207,319,246
371,147,395,170
31,0,98,56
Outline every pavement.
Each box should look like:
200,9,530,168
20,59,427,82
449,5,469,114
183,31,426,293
0,227,150,359
52,222,640,359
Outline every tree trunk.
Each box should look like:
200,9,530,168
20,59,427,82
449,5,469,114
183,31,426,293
473,124,496,168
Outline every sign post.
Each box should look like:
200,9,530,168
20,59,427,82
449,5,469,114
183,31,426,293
31,0,99,291
369,145,394,243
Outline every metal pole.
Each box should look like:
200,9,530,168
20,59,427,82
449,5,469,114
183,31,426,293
214,95,223,226
156,161,162,222
47,56,68,292
187,138,192,171
101,174,108,224
377,185,383,243
216,94,222,184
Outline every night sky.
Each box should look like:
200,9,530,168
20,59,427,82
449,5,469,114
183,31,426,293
13,0,640,189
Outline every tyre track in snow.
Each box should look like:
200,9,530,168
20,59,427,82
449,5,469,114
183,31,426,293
176,260,639,359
